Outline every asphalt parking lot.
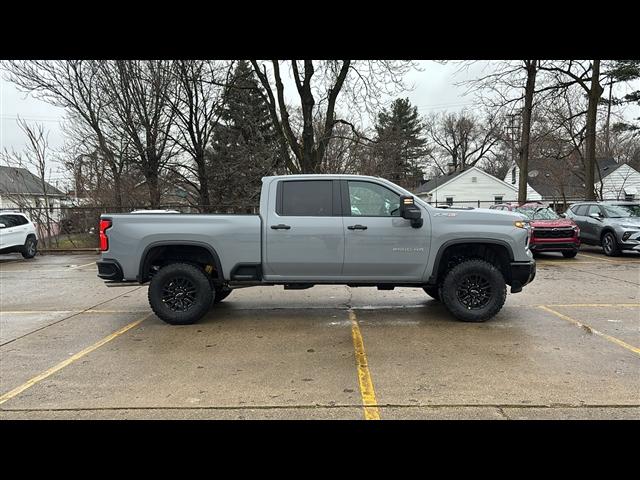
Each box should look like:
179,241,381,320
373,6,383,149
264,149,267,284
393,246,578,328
1,246,638,420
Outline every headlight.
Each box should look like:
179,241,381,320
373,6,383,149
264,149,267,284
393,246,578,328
514,220,528,229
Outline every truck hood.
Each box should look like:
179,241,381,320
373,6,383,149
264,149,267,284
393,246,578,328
606,216,640,228
529,218,576,228
429,207,522,225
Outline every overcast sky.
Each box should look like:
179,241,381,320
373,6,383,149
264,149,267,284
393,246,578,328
1,60,638,187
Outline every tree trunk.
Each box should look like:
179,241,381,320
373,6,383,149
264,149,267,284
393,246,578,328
147,171,161,208
584,60,603,201
196,158,211,212
518,60,537,204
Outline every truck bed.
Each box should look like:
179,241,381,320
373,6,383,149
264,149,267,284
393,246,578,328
102,213,262,281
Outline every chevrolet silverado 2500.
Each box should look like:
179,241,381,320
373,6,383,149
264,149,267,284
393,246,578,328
97,175,536,325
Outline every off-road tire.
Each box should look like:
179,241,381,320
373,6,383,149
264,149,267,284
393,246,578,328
562,250,578,259
601,231,620,257
21,236,37,259
440,259,507,323
148,262,213,325
422,286,441,301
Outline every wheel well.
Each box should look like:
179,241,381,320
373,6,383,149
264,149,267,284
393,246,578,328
435,243,511,285
600,228,616,241
140,244,221,283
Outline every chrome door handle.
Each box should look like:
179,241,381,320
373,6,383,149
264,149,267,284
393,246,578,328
347,224,368,230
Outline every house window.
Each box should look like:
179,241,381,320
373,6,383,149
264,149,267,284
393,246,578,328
511,168,516,184
471,177,477,183
494,196,503,204
446,197,453,206
625,193,634,201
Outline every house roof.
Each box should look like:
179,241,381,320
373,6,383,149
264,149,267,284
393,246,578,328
414,169,466,194
522,157,621,198
414,166,518,195
0,165,65,196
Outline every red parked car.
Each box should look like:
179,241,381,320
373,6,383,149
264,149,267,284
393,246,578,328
490,202,580,258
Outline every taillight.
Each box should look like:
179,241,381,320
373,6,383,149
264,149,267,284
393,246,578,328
99,219,112,251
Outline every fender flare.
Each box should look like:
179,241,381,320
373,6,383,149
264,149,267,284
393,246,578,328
138,240,224,283
427,238,515,283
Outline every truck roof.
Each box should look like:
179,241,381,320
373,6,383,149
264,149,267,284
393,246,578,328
262,174,385,182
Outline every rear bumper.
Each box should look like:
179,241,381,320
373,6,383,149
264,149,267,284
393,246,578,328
509,260,536,293
97,259,124,281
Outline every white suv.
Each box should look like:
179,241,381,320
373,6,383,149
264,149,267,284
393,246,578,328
0,212,38,259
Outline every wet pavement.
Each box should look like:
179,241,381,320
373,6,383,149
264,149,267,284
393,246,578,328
0,246,638,419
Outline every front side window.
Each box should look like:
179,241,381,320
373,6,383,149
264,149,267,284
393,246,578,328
348,181,400,217
280,180,333,216
587,205,602,217
0,215,17,228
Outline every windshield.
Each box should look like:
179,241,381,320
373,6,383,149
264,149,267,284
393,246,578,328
515,207,559,220
602,205,635,218
611,204,640,217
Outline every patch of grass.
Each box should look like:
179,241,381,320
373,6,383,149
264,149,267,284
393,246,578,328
50,233,99,249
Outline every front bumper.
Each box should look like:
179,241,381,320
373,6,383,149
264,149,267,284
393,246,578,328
509,260,536,293
529,241,579,252
618,230,640,251
97,259,124,281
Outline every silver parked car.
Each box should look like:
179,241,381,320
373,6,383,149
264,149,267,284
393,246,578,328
565,201,640,256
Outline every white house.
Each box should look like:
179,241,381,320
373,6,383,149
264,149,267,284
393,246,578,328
413,166,519,208
596,162,640,200
503,157,640,202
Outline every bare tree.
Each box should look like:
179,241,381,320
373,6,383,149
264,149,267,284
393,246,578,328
425,110,502,174
164,60,235,211
249,60,416,173
2,60,129,207
98,60,178,208
1,120,56,247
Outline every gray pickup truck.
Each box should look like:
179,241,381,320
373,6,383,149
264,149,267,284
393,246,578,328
97,174,536,325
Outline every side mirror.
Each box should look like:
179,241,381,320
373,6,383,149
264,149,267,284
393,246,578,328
399,195,423,228
0,223,5,229
589,212,602,220
559,213,566,218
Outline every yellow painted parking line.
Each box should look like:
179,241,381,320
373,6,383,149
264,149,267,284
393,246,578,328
0,314,151,406
538,306,640,357
349,309,380,420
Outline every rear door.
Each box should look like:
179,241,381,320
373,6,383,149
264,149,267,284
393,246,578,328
264,179,344,280
0,214,23,249
583,204,604,242
341,179,429,281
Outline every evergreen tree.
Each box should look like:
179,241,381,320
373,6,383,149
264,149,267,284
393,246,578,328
372,98,427,189
207,61,282,207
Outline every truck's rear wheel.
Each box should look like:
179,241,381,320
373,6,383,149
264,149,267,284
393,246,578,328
148,263,213,325
440,259,506,323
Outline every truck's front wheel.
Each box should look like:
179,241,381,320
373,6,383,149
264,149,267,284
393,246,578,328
148,263,213,325
440,259,506,322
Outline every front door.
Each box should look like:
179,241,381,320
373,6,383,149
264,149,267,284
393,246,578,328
341,180,429,281
264,179,344,280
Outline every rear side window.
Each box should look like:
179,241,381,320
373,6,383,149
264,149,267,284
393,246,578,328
0,215,22,227
8,214,28,226
573,205,588,216
279,180,333,216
